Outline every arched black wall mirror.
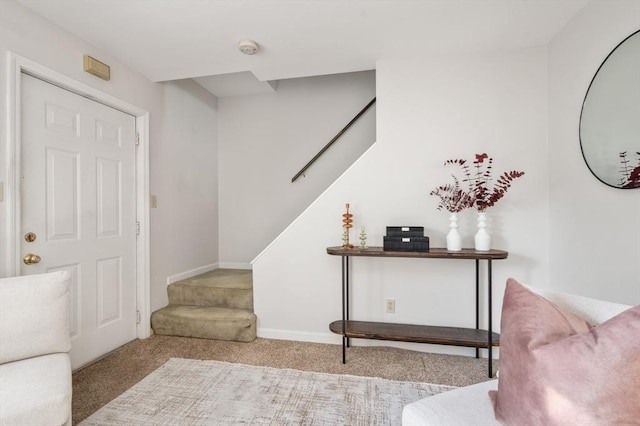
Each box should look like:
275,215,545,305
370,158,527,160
580,30,640,189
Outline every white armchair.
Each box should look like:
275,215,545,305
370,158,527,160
0,271,73,426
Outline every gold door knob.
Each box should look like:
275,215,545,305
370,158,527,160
23,253,41,265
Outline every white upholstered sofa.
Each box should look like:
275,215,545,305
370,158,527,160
402,284,634,425
0,271,73,426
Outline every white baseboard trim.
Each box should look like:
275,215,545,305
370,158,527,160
218,262,252,270
257,328,341,345
166,263,219,285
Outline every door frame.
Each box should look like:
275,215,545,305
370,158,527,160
5,52,151,339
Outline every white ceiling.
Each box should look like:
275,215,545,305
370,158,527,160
17,0,589,96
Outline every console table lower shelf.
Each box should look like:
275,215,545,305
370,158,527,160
329,320,500,351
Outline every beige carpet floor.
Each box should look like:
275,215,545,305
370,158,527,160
72,335,496,425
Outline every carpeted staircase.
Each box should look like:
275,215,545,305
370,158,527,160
151,269,256,342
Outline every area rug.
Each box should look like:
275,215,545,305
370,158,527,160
80,358,454,425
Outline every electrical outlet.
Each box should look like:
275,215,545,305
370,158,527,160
385,298,396,314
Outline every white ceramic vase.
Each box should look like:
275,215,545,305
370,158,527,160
474,211,491,251
446,213,462,251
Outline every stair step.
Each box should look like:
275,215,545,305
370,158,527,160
168,269,253,310
151,305,256,342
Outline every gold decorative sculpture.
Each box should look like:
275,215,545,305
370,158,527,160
342,203,354,248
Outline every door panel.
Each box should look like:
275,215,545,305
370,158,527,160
21,73,137,369
46,148,79,240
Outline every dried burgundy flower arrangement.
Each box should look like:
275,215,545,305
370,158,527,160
619,151,640,189
429,175,474,213
431,153,525,212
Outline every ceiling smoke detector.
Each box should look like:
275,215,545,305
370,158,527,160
238,39,259,55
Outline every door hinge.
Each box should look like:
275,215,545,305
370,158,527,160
136,310,141,325
136,221,140,236
135,132,140,146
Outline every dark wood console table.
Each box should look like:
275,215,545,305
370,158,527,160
326,246,508,378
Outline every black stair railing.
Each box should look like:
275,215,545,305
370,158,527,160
291,97,376,183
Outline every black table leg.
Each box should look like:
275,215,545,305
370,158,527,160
345,256,350,349
488,259,493,378
475,259,480,359
341,255,352,363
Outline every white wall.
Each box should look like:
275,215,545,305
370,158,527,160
218,71,375,266
548,1,640,304
0,1,219,313
253,0,640,356
151,80,219,307
253,47,548,356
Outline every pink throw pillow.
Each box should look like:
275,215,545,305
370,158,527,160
490,278,640,425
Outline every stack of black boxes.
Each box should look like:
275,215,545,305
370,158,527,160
383,226,430,252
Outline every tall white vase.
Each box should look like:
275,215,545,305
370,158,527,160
446,213,462,251
474,211,491,251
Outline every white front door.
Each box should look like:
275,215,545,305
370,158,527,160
20,73,138,369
